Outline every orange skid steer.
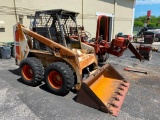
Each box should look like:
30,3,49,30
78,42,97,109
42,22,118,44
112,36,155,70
13,9,129,116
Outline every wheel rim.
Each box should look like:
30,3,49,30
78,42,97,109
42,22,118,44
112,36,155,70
155,38,159,42
48,71,63,89
22,64,33,80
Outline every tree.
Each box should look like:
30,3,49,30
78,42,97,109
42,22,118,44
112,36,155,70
134,21,144,27
150,16,157,23
157,16,160,22
135,16,146,23
147,23,156,27
156,16,160,27
134,15,160,27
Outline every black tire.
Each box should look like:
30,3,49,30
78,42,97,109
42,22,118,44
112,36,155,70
44,62,75,96
19,57,44,86
147,50,152,61
98,53,109,63
133,36,137,43
154,37,159,42
139,50,152,61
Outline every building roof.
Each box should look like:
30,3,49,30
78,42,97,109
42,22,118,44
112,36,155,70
35,9,79,17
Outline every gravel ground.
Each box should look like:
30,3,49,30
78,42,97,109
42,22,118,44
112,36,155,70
0,42,160,120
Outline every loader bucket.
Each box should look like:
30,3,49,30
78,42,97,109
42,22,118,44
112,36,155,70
76,64,129,116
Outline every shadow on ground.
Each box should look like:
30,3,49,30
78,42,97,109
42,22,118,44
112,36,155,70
9,68,20,76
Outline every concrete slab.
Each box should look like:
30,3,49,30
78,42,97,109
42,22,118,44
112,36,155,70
0,44,160,120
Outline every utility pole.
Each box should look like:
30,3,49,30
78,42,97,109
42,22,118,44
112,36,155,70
82,0,84,30
13,0,18,22
113,0,116,38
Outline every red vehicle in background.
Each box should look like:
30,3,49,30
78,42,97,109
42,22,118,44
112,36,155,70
79,15,143,62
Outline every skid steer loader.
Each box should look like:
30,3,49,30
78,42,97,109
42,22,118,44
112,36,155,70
13,9,129,116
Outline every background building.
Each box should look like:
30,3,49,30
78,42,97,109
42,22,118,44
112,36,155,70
0,0,135,42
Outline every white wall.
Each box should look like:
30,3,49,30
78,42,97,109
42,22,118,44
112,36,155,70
0,0,135,42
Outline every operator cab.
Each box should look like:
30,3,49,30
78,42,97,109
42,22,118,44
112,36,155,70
31,9,81,50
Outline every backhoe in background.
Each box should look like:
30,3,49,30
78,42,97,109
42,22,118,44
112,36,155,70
79,15,143,62
13,9,129,116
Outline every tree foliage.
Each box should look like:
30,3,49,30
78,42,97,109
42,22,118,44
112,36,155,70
150,16,157,23
134,15,160,27
147,23,156,27
134,21,143,27
135,16,146,23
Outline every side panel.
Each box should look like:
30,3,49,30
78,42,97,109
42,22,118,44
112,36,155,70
13,23,29,65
